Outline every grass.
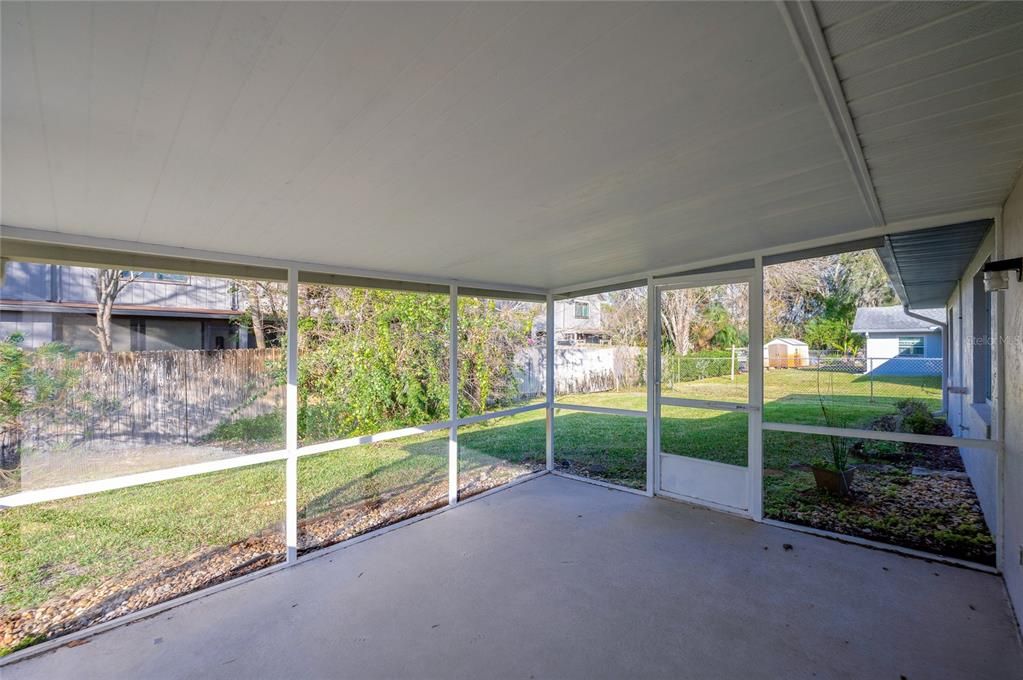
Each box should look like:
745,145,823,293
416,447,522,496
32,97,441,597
1,368,949,651
0,410,550,620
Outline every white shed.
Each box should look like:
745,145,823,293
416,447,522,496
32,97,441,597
763,338,809,368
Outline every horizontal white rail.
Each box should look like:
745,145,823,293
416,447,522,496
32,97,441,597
660,397,755,411
455,402,546,426
0,404,554,509
762,421,1000,450
295,420,451,458
0,448,292,508
553,403,647,418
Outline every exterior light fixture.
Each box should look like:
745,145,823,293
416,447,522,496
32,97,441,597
982,257,1022,293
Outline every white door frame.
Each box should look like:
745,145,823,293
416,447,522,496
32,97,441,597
650,263,764,519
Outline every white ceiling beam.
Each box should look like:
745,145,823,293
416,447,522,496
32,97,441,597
0,225,547,297
777,1,885,227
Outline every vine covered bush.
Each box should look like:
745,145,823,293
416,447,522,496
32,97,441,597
0,333,79,485
296,288,535,442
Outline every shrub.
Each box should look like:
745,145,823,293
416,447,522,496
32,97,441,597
666,350,734,383
896,398,943,435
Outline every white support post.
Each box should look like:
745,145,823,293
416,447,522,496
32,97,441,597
449,285,459,505
646,278,657,497
285,267,299,563
545,293,555,471
748,258,765,521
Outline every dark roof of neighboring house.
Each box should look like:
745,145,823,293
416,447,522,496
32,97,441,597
852,306,943,334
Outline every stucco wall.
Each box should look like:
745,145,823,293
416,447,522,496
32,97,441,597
946,230,998,535
1000,171,1023,622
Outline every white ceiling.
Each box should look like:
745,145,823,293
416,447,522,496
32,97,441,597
815,1,1023,223
2,2,1020,291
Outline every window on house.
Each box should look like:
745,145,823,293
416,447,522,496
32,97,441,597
898,336,925,356
122,271,189,283
574,302,589,319
972,267,993,404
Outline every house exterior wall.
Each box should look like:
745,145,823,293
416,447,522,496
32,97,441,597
946,230,999,540
864,332,942,376
0,261,53,301
1,262,241,351
144,319,204,351
1,262,237,311
0,310,55,348
998,171,1023,620
864,332,941,359
552,296,607,342
59,315,133,352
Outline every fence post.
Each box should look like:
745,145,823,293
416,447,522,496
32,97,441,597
730,345,736,382
869,357,874,403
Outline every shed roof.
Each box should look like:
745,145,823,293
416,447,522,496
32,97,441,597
852,306,943,334
764,338,808,347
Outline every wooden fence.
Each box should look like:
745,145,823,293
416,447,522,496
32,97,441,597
16,348,284,453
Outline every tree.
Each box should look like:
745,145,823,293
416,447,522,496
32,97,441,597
233,279,287,348
763,250,896,344
804,317,860,355
92,269,138,352
602,288,647,347
660,287,711,355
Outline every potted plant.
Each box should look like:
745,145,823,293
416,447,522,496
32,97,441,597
809,396,856,496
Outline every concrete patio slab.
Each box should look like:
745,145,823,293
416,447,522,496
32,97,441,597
5,475,1021,679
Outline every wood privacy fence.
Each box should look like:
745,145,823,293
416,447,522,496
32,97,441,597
18,349,284,452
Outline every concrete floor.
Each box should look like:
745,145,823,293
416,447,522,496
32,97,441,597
6,475,1022,680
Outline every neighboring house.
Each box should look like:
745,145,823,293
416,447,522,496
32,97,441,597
763,338,809,368
534,296,611,346
0,262,249,351
852,305,943,376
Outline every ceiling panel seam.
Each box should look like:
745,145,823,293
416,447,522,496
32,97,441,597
827,4,979,60
777,1,884,227
836,17,1023,86
134,3,225,241
25,3,60,231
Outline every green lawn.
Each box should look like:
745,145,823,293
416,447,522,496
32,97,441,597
1,368,947,653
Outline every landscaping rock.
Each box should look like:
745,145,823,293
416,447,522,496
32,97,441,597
910,467,970,480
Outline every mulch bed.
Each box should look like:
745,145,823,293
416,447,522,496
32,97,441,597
1,461,539,656
768,469,995,565
768,414,994,565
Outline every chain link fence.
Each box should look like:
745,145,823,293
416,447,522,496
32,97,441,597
661,348,942,404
